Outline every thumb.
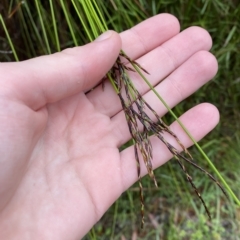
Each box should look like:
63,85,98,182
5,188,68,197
0,30,121,110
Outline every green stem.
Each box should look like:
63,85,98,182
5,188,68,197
0,14,19,61
107,72,119,94
18,5,36,58
60,0,78,47
23,1,46,54
81,1,98,38
92,0,108,31
110,200,119,239
86,0,105,33
72,0,93,41
49,0,60,52
35,0,51,54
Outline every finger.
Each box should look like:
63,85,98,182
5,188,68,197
87,26,212,117
119,103,219,191
111,50,218,146
121,13,180,59
0,31,121,110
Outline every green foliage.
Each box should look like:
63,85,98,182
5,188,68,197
1,0,240,239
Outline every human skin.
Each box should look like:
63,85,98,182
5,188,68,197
0,14,218,239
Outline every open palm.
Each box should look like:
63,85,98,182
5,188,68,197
0,14,219,239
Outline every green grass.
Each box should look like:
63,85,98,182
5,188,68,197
1,0,240,239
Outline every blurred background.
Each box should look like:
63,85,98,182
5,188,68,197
0,0,240,239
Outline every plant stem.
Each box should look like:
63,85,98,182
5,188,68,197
49,0,60,52
35,0,51,54
0,14,19,61
60,0,78,47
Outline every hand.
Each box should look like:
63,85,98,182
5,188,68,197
0,14,218,239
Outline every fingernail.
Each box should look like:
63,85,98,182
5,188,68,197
95,31,113,42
